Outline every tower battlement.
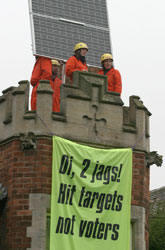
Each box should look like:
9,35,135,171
0,71,151,152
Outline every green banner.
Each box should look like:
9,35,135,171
50,136,132,250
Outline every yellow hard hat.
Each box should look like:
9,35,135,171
51,59,60,66
74,42,88,52
101,53,113,63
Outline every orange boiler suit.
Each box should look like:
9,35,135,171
98,67,122,94
51,77,62,112
65,56,88,81
30,56,61,111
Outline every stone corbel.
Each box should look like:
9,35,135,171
20,132,36,150
146,151,163,167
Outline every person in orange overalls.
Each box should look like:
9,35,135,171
30,57,62,111
65,42,88,82
98,53,122,95
51,60,62,112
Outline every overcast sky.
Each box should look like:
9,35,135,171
0,0,164,190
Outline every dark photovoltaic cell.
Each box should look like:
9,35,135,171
29,0,111,67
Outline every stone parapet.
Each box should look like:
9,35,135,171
0,71,151,152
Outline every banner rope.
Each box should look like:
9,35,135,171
35,112,55,136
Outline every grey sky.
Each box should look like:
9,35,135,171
0,0,164,190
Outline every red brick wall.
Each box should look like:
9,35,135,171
0,139,52,250
132,152,150,250
0,139,149,250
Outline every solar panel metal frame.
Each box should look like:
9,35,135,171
28,0,112,67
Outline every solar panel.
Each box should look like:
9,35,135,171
28,0,112,67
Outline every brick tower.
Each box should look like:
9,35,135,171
0,72,152,250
